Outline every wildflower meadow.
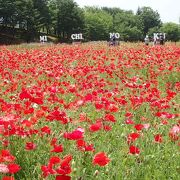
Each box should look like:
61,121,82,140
0,43,179,180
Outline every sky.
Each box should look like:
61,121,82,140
74,0,180,24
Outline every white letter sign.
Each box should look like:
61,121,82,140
40,36,47,43
110,33,120,39
71,33,83,40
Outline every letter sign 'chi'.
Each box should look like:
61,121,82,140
71,33,83,40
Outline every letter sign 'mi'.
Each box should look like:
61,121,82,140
40,36,47,43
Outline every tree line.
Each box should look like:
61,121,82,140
0,0,179,42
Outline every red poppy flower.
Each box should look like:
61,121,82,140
25,142,36,150
127,132,140,144
76,139,94,152
108,104,119,112
50,138,57,146
7,164,21,174
103,125,112,131
0,150,15,162
95,103,103,110
93,152,110,166
64,128,84,140
56,155,72,175
129,145,140,155
60,155,72,167
56,165,71,175
31,97,43,105
56,175,71,180
125,112,133,118
19,89,32,100
49,156,61,166
41,126,51,135
134,124,144,131
41,165,56,177
2,176,14,180
89,121,102,132
154,134,163,143
51,144,63,153
105,114,116,123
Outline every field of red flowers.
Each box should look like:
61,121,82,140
0,43,180,180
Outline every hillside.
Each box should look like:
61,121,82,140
0,26,58,45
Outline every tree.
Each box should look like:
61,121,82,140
84,8,113,41
113,10,143,41
137,6,162,36
102,7,129,32
102,7,124,16
0,0,17,27
1,1,167,43
56,0,84,41
14,0,52,41
147,26,160,40
33,0,51,34
160,22,180,42
14,0,38,41
47,0,58,35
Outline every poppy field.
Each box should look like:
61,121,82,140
0,43,180,180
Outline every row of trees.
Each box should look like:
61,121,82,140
0,0,179,42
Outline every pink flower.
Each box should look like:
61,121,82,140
0,164,9,173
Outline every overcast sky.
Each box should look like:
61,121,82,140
74,0,180,23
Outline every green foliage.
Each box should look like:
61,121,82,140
0,1,179,43
84,8,113,41
148,26,160,36
0,0,16,26
47,0,59,35
113,11,143,41
160,22,180,42
137,6,162,35
33,0,51,32
56,0,84,41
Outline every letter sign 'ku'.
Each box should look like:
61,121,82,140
110,33,120,39
154,33,166,40
71,33,83,40
154,33,159,39
153,33,166,45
